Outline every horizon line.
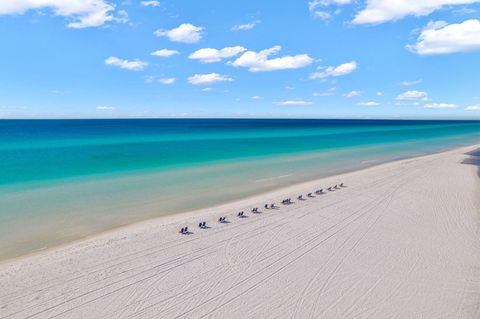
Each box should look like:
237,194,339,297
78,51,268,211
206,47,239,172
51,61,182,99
1,116,479,121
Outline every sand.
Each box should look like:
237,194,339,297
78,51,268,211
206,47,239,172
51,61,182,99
0,145,479,319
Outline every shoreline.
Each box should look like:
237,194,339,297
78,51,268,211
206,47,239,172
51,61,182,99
1,143,479,318
1,142,478,266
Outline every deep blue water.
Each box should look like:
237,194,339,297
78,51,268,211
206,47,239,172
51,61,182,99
1,119,479,186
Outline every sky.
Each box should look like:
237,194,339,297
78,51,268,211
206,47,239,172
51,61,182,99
0,0,479,119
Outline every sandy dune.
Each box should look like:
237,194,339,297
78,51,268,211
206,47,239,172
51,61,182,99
1,145,479,319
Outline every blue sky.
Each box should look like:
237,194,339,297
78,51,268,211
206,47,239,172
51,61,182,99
0,0,479,119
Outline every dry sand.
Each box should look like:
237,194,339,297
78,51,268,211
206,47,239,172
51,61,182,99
0,145,479,319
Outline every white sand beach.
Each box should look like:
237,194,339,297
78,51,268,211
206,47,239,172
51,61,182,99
0,145,479,319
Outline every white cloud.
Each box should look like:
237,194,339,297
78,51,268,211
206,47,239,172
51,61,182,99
466,104,480,110
344,90,362,98
187,73,233,85
232,20,260,31
231,46,313,72
399,79,422,86
357,101,380,106
308,0,352,11
154,23,204,43
376,91,383,96
141,1,160,7
274,99,313,106
189,46,247,63
453,7,477,14
407,20,480,55
159,78,175,84
424,103,458,108
309,1,349,22
105,56,148,71
353,0,480,24
0,0,127,29
251,95,262,100
310,61,357,79
113,10,128,24
201,87,213,92
396,90,428,100
110,10,128,24
144,75,155,83
314,11,332,21
96,106,115,110
313,87,336,96
151,49,179,57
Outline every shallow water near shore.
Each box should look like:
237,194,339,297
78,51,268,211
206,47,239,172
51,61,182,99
1,119,479,260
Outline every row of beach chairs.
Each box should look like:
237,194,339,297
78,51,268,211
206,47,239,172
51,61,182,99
179,183,346,234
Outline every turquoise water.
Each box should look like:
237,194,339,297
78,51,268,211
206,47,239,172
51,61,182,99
0,119,479,260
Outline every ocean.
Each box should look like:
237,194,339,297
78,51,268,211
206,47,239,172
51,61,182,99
1,119,479,260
